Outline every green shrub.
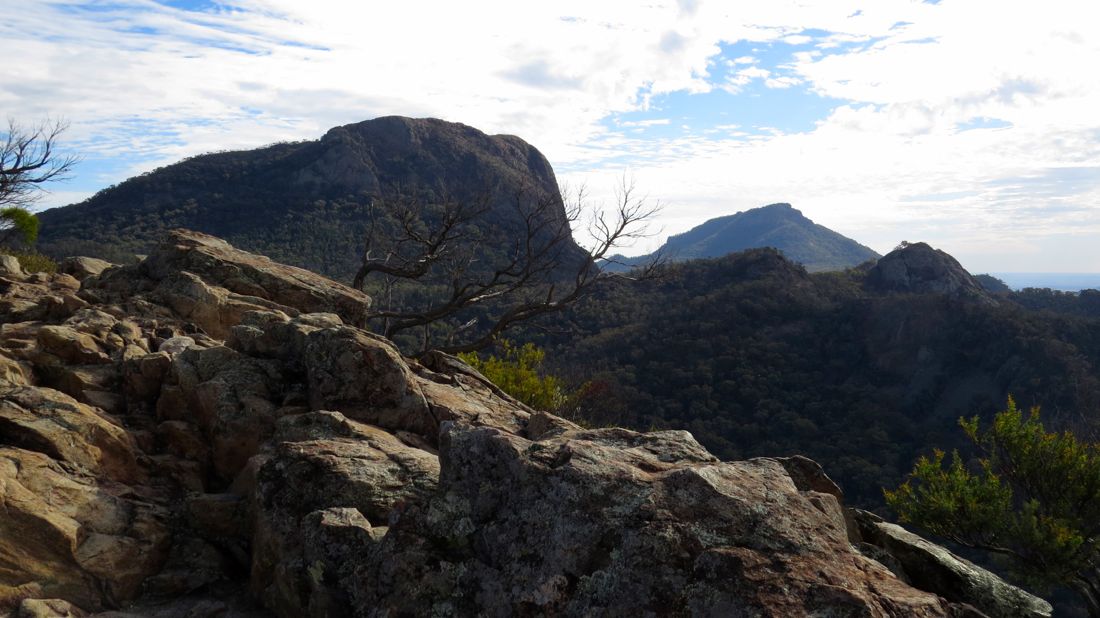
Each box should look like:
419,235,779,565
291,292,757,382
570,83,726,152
459,340,566,411
0,206,41,245
886,397,1100,613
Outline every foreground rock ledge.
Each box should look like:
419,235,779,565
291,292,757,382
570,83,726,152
0,230,1051,617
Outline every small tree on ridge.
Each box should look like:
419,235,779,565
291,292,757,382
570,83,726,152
1,118,78,249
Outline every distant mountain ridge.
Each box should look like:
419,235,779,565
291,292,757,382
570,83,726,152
604,202,879,273
36,116,585,281
534,241,1099,517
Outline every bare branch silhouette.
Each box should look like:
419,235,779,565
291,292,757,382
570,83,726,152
354,175,662,355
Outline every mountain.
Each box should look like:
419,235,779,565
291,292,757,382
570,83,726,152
604,202,879,273
0,230,1048,617
36,116,585,281
865,240,988,299
532,242,1100,515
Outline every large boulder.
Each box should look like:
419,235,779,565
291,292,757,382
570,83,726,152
83,230,372,337
0,351,32,388
0,267,85,323
35,325,111,365
350,422,970,616
249,411,439,617
0,447,170,610
58,257,116,280
866,242,989,300
415,350,534,436
0,386,141,484
155,344,286,485
851,510,1052,618
229,311,437,437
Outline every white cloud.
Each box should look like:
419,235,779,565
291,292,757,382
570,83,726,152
781,34,813,45
620,119,672,128
567,1,1100,272
764,75,801,89
4,0,1100,271
2,2,721,170
722,65,771,92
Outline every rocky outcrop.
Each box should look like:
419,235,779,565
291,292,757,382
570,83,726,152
0,387,140,483
866,241,990,300
82,230,373,337
0,265,86,323
249,411,439,616
0,447,170,610
0,230,1049,616
37,116,587,282
58,257,116,280
850,510,1052,617
353,425,950,616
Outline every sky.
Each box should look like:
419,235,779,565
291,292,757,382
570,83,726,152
2,0,1099,273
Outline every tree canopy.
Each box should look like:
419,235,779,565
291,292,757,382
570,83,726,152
886,398,1100,616
0,206,40,246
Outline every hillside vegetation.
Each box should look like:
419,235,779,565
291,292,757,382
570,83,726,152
533,245,1100,508
36,116,584,281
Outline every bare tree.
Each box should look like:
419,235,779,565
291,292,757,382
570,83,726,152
354,176,662,355
1,118,79,209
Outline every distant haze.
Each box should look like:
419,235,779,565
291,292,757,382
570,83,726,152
990,273,1100,292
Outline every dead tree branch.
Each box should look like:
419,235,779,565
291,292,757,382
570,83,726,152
1,118,79,209
354,176,662,355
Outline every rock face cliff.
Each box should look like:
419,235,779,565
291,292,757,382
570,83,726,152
35,117,585,281
0,231,1050,617
866,242,988,299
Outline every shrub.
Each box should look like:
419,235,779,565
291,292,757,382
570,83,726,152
886,397,1100,614
459,340,566,411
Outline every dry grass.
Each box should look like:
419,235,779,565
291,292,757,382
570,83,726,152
0,247,58,273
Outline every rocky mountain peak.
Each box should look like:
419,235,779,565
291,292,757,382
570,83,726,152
36,117,580,281
313,116,557,195
604,202,880,274
754,201,796,213
0,230,1047,616
866,241,989,299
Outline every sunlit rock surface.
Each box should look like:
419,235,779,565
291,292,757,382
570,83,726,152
0,230,1049,617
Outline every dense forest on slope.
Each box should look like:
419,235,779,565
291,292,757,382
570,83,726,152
33,115,1100,515
36,116,585,281
1010,287,1100,317
603,202,880,273
529,246,1100,509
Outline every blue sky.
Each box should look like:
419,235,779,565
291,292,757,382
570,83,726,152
2,0,1099,272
